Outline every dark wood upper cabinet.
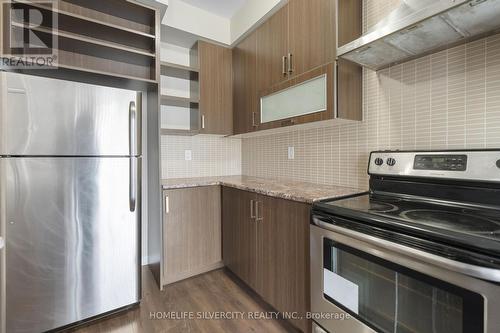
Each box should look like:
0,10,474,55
258,63,335,131
337,0,363,47
337,59,363,121
232,0,363,134
336,0,363,121
256,5,289,94
233,32,258,135
198,41,233,135
256,0,335,90
288,0,336,77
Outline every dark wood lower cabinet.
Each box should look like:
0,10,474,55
222,187,311,332
257,195,311,333
222,187,258,290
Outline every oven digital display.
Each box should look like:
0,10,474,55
414,155,467,171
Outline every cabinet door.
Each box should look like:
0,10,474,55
337,59,362,121
336,0,363,121
222,187,258,290
258,63,335,131
256,4,289,95
337,0,362,47
163,186,222,285
233,32,258,135
288,0,335,77
256,195,311,333
199,41,233,135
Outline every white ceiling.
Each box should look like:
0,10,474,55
180,0,247,18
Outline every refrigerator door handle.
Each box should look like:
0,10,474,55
129,101,137,157
129,158,137,212
129,101,137,212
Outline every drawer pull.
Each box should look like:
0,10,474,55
250,200,256,219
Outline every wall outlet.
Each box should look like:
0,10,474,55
288,147,295,160
184,150,192,161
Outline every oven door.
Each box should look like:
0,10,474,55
311,218,500,333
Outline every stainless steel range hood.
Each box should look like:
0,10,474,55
337,0,500,70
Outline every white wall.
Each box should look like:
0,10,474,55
161,135,241,179
230,0,285,44
162,0,231,45
161,0,287,46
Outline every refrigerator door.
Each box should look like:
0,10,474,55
2,157,141,333
0,72,141,157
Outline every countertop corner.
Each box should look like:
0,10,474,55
161,176,366,204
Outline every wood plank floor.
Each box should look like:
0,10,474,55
68,268,295,333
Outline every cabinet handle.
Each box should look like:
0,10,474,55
164,196,169,214
201,115,206,129
250,199,256,219
252,112,257,127
281,119,296,127
282,56,288,77
255,201,263,222
287,53,293,75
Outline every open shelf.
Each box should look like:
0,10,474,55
8,65,156,91
160,95,200,135
11,21,155,58
13,1,156,52
160,128,199,136
159,40,199,136
161,61,199,80
18,0,156,38
161,61,199,73
8,0,159,84
161,95,199,108
11,23,155,75
55,61,157,84
50,49,156,82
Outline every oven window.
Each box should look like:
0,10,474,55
323,239,483,333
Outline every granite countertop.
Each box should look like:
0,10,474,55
161,176,365,204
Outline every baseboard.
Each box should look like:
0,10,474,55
163,261,224,286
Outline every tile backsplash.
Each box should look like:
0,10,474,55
241,0,500,190
161,135,241,179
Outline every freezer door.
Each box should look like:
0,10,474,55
1,157,141,333
0,72,141,156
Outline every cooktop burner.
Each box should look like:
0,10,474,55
318,193,500,242
368,202,399,213
400,210,500,233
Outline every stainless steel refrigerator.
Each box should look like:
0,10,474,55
0,72,142,333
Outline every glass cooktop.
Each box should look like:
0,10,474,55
317,193,500,243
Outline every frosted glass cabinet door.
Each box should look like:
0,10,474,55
260,74,328,123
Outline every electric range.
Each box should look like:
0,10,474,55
310,150,500,333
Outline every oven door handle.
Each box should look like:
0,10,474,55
313,217,500,283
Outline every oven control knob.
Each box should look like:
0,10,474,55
497,159,500,169
374,158,384,166
387,158,396,167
